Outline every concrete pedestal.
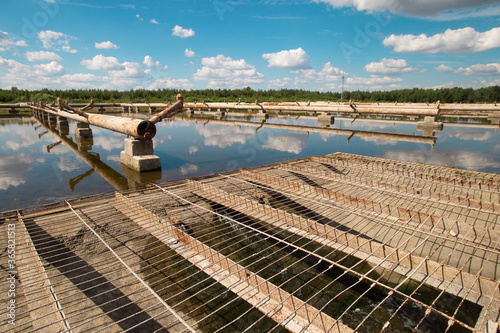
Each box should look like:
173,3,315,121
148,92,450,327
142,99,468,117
317,114,335,123
417,116,443,137
120,138,161,172
75,122,93,138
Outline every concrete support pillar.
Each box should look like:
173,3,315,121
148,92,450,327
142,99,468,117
186,108,194,116
120,138,161,172
48,114,58,127
215,109,226,118
317,113,335,127
256,113,269,120
488,113,500,125
121,163,162,188
408,115,418,121
58,116,69,135
75,122,93,138
135,106,140,113
122,106,130,113
149,106,156,114
417,116,443,137
98,107,106,114
75,136,93,152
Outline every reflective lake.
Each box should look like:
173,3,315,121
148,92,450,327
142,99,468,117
0,113,498,212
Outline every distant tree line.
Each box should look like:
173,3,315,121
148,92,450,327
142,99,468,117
1,85,499,104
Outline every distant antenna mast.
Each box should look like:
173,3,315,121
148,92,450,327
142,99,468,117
340,69,345,103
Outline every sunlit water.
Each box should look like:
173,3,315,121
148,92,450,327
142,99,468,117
0,113,498,212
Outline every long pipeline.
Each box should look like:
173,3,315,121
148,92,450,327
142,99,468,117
29,103,157,140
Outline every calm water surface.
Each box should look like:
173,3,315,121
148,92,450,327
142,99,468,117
0,113,498,212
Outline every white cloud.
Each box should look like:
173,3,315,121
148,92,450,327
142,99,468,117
312,0,500,17
25,50,61,62
446,129,497,141
0,29,28,53
384,150,500,171
262,47,311,69
33,61,65,76
185,48,195,58
455,63,500,76
143,55,163,69
189,146,199,154
193,54,264,88
346,75,403,90
428,82,456,89
383,27,500,53
294,62,343,88
95,41,119,49
93,136,123,151
81,54,124,70
62,45,77,53
150,18,159,24
108,62,150,79
435,62,500,76
262,134,308,154
180,163,199,175
365,58,418,75
136,14,144,21
147,77,194,90
38,30,77,53
60,73,109,88
196,123,256,148
172,25,195,38
0,154,33,190
268,77,292,88
435,64,454,72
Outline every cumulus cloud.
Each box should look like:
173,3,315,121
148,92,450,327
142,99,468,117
25,50,61,62
193,54,264,88
95,41,119,49
136,14,144,21
346,75,403,90
262,47,311,69
150,18,159,24
147,77,194,90
435,64,454,72
172,25,195,38
435,62,500,76
383,27,500,53
455,63,500,76
143,55,163,69
312,0,500,17
365,58,418,75
185,48,195,58
262,134,308,154
60,73,109,88
428,82,456,89
108,62,150,79
268,77,292,88
384,149,500,171
180,163,199,175
0,29,28,53
196,123,256,148
33,61,65,76
38,30,77,53
294,62,343,88
0,154,33,190
189,146,199,154
81,54,124,70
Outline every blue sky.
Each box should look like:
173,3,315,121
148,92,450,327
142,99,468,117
0,0,500,92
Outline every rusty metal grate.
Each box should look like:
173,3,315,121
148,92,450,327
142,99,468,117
1,153,499,332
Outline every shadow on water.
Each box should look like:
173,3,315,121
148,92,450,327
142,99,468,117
140,235,288,332
187,197,481,333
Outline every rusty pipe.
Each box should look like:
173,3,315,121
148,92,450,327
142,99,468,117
29,104,157,140
149,94,184,124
